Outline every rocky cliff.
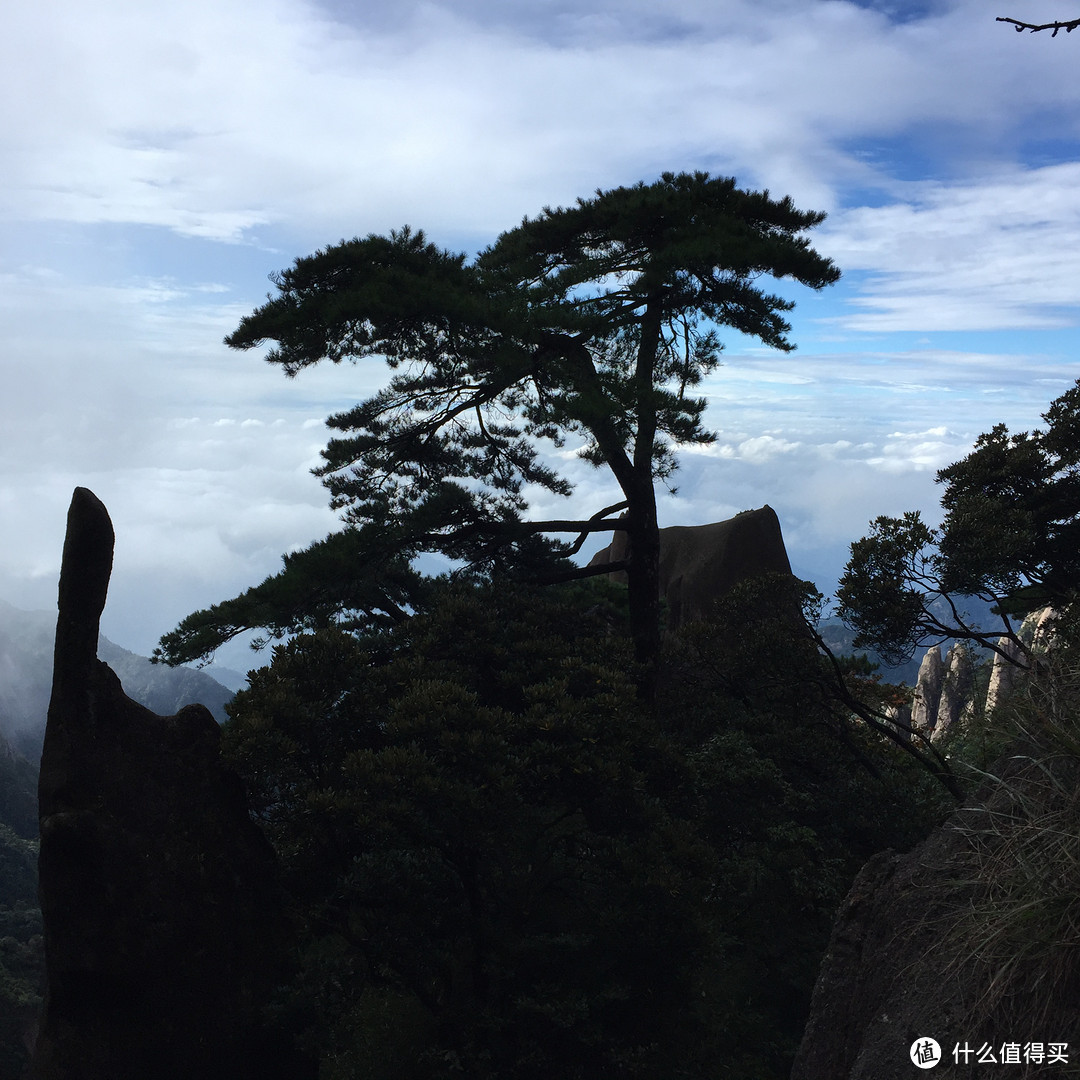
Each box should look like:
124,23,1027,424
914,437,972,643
587,505,793,629
792,740,1080,1079
898,609,1055,745
795,603,1079,1079
33,488,310,1080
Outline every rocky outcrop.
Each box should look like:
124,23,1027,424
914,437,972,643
33,488,310,1080
909,646,945,734
792,748,1080,1080
908,643,980,742
984,635,1023,715
937,643,976,738
906,608,1060,743
587,506,792,629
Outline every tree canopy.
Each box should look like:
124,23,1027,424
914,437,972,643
836,378,1080,666
156,172,838,682
218,576,942,1078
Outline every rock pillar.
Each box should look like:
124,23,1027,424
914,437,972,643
34,488,310,1080
935,643,975,741
910,647,945,736
985,636,1024,716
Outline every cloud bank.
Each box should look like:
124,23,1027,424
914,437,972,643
1,0,1078,664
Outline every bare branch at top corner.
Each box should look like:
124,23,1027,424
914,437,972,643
997,15,1080,36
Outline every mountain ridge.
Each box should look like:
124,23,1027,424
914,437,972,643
0,598,237,760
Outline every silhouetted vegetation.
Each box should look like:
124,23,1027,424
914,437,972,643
838,378,1080,668
0,741,43,1078
157,172,839,690
220,575,942,1078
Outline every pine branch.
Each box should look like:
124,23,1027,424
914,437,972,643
565,500,629,557
530,559,629,585
809,623,963,800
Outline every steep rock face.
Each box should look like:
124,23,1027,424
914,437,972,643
907,608,1060,743
791,750,1080,1080
909,646,945,734
985,635,1023,715
33,488,309,1080
586,505,792,629
936,643,976,739
909,643,978,742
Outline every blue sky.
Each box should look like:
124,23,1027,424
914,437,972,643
2,0,1079,673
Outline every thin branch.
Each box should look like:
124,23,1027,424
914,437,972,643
408,514,629,567
565,500,629,557
531,559,629,585
475,516,633,540
809,623,963,800
997,16,1080,35
914,590,1033,669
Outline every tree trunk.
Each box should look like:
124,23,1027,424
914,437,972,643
552,331,664,701
624,484,662,702
625,297,664,702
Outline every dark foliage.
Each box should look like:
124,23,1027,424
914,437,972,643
155,526,430,666
661,574,949,1070
222,576,940,1078
0,746,43,1078
159,173,838,677
837,378,1080,665
225,583,714,1078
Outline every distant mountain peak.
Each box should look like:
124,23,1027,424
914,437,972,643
0,597,236,759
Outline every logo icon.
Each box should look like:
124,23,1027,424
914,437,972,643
911,1037,941,1069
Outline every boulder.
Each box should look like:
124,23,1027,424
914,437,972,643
586,506,792,629
33,488,309,1080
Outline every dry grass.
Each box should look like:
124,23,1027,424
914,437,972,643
937,657,1080,1073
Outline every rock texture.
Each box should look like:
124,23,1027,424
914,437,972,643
984,635,1024,716
909,646,945,734
791,750,1080,1080
907,609,1059,743
33,488,309,1080
587,505,792,629
909,643,980,742
937,643,976,738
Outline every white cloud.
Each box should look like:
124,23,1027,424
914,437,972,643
684,434,803,464
822,163,1080,330
4,0,1078,245
866,426,965,473
2,0,1080,654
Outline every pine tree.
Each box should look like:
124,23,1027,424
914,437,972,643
158,172,838,690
